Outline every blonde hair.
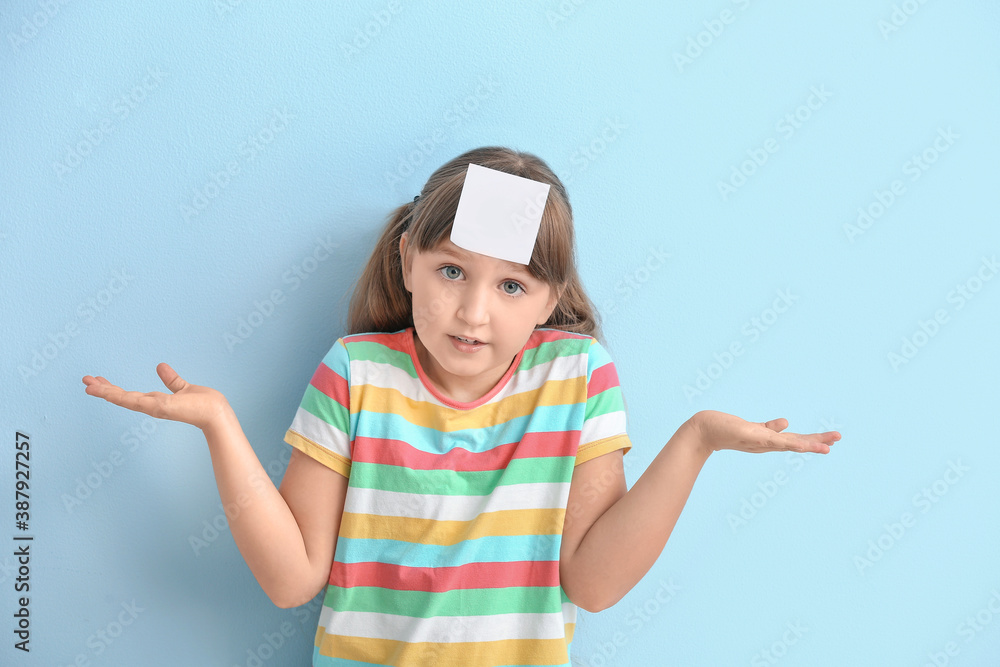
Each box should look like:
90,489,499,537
344,146,605,345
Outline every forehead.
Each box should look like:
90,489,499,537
428,240,532,277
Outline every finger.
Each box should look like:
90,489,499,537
83,378,114,396
780,426,839,446
87,380,127,402
762,418,788,432
83,376,114,394
810,431,840,446
156,363,189,394
101,386,165,416
797,434,832,453
769,432,815,454
84,378,143,407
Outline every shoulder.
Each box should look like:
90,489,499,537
533,327,619,365
337,328,409,357
528,327,596,357
527,328,623,377
327,329,414,379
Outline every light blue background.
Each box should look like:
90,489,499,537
2,1,998,665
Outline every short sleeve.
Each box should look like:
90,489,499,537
283,337,353,478
575,338,633,466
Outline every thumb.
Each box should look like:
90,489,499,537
762,417,788,432
156,363,189,394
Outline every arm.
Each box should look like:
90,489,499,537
559,417,709,613
82,365,349,608
560,411,839,612
203,402,348,608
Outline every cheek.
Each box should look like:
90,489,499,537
411,279,457,331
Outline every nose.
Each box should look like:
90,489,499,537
455,281,491,326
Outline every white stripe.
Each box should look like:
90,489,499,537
317,607,568,643
343,482,571,521
561,600,578,627
580,411,627,447
288,409,351,461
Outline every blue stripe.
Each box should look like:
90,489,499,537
312,646,572,667
352,401,587,454
313,649,393,667
334,534,561,567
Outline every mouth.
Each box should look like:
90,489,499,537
451,335,486,345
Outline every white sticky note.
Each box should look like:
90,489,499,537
450,163,551,265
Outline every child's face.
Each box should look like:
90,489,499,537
400,233,562,402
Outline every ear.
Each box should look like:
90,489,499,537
538,282,566,325
399,232,412,293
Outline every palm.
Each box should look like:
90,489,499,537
694,409,840,455
82,363,226,430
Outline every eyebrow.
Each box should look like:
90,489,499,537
432,246,532,277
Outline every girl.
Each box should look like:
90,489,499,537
82,145,841,667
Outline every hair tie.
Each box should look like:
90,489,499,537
402,195,420,231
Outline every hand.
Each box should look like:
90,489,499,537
691,410,840,456
82,363,229,431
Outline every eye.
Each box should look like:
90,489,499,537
501,280,525,296
437,265,526,298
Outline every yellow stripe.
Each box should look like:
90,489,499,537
576,433,632,466
339,507,565,545
317,633,569,666
352,375,585,432
284,430,351,478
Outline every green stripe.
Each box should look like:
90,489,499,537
348,457,574,494
348,340,418,378
585,385,625,422
325,585,562,617
301,384,350,434
519,334,588,371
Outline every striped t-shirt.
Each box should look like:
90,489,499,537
283,325,632,667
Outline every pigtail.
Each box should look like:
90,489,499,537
343,199,417,335
544,268,604,344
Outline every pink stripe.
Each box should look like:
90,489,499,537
329,559,560,591
587,359,620,398
311,358,349,410
344,330,410,353
352,430,579,471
